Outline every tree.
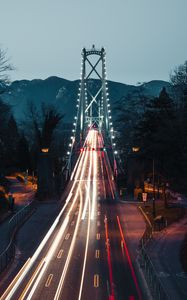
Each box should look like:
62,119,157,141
3,115,20,170
170,60,187,110
170,61,187,189
33,105,63,151
17,135,30,171
33,105,64,200
0,48,14,84
170,60,187,88
134,87,176,181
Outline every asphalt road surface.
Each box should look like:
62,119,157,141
1,129,143,300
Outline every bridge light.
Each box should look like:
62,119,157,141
72,129,75,132
73,122,76,126
71,136,74,139
110,122,113,125
69,144,72,147
110,128,113,132
107,104,110,107
109,116,112,119
113,143,116,146
67,151,70,155
74,116,77,119
114,150,118,154
112,135,115,139
108,110,111,113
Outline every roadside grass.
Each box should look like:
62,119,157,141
140,199,186,227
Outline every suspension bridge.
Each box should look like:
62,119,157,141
1,47,143,300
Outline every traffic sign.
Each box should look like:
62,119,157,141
142,192,147,202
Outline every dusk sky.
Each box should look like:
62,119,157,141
0,0,187,85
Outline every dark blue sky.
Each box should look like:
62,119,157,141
0,0,187,84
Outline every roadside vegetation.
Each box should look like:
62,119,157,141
117,60,187,194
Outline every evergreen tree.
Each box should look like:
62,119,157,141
17,135,30,171
134,87,176,179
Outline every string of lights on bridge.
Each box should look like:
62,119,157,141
66,47,118,175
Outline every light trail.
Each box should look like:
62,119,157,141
81,131,93,220
71,131,91,180
2,132,89,300
103,152,115,199
116,216,142,300
78,182,91,300
25,215,70,300
104,216,115,299
0,259,31,300
54,188,83,300
91,130,98,220
27,146,90,300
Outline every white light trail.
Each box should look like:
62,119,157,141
28,148,90,300
78,183,91,300
91,130,98,220
54,188,83,300
3,134,90,300
81,131,93,220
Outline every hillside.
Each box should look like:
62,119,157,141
1,76,171,123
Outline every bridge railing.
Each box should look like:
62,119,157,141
138,206,170,300
139,246,170,300
0,201,35,274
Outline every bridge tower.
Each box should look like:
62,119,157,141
67,45,118,178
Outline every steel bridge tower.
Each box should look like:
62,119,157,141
67,45,118,178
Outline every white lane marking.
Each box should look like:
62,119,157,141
57,249,64,259
45,274,53,287
96,233,100,240
78,181,91,300
95,250,100,259
54,170,86,300
16,138,89,300
93,274,99,287
65,233,70,240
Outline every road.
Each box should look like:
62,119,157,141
1,129,143,300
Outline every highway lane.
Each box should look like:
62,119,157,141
1,130,93,300
1,128,143,300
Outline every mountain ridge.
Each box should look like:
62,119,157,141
1,76,171,123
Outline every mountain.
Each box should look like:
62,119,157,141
1,76,171,123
